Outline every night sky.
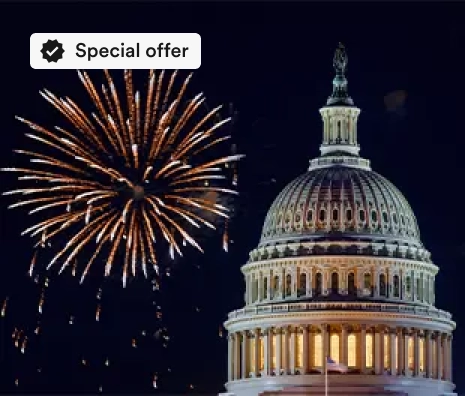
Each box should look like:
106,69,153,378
1,2,465,394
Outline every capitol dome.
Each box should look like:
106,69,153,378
259,167,421,249
222,44,455,396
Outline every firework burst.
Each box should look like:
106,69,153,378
3,70,242,286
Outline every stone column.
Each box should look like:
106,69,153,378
436,333,443,380
241,331,249,379
290,327,296,374
303,326,309,374
283,327,290,374
397,329,404,375
341,325,348,367
254,328,260,377
390,330,397,375
444,335,450,381
360,325,366,373
403,330,409,375
425,330,433,378
258,273,263,302
413,330,420,377
276,328,282,375
263,329,270,376
449,335,453,382
234,332,241,379
322,324,329,373
268,271,272,300
374,328,382,374
228,334,233,381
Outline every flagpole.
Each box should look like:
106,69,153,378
325,356,328,396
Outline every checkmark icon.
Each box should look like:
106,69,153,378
41,39,65,63
46,47,58,56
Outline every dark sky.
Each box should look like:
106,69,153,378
1,1,465,394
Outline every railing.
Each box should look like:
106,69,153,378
227,302,452,321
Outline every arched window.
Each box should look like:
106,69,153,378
379,273,387,297
272,275,279,298
416,277,422,300
406,276,411,294
330,334,340,364
314,333,322,367
348,334,357,367
331,272,339,294
315,272,323,296
364,272,372,290
285,274,292,297
253,279,259,302
298,273,306,297
348,272,356,295
393,275,400,298
263,277,268,299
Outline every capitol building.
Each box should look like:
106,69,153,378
222,45,456,396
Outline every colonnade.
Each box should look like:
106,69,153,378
227,325,452,383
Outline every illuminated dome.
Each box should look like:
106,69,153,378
222,44,455,396
259,166,421,249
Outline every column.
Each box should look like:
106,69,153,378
449,335,453,382
403,330,409,375
227,334,233,381
444,335,450,381
413,330,420,377
322,324,328,374
233,333,241,379
258,273,263,302
374,328,382,374
241,331,249,379
263,328,270,376
290,327,296,374
390,330,396,375
276,328,282,375
397,329,404,375
425,331,433,378
360,325,366,373
303,326,309,374
436,333,443,380
254,328,260,377
340,325,348,367
283,327,290,374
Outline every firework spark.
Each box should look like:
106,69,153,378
3,70,242,286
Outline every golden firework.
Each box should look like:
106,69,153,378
3,70,242,286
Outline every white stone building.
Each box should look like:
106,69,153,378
223,45,456,396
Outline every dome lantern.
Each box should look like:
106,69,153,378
319,43,362,159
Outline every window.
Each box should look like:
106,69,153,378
382,212,389,223
298,273,306,297
371,210,378,223
419,337,425,372
285,274,292,297
408,336,414,371
359,209,366,222
383,333,390,370
406,276,411,294
296,332,303,368
263,277,268,299
314,333,322,367
379,273,387,297
319,209,326,223
270,333,276,370
331,272,339,294
346,208,353,222
249,336,256,371
366,333,373,368
330,334,340,364
364,272,371,290
348,272,356,295
272,275,279,298
348,334,357,367
306,209,313,224
315,273,322,295
332,208,338,222
393,275,400,297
